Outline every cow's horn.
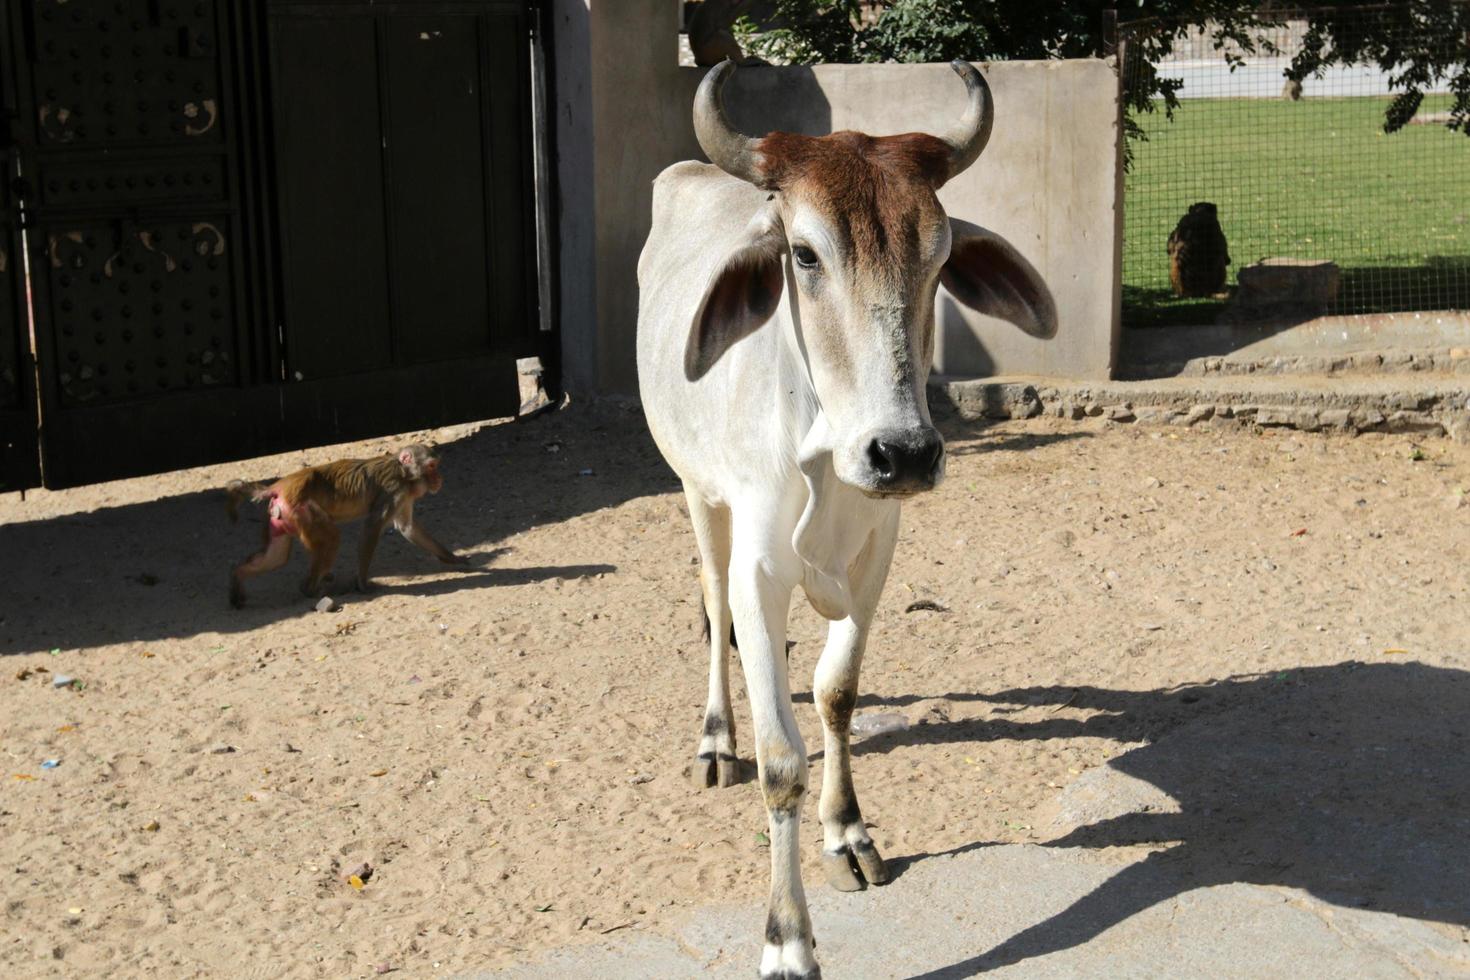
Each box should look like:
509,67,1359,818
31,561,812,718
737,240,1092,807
939,61,994,179
694,60,764,185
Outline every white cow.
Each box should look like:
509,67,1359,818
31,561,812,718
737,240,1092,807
636,60,1055,979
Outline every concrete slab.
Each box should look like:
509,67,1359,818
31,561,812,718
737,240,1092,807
468,843,1468,979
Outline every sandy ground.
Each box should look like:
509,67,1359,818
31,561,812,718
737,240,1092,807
2,402,1468,978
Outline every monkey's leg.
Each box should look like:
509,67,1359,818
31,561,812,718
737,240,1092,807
355,513,392,593
395,502,468,566
230,533,293,609
299,515,341,598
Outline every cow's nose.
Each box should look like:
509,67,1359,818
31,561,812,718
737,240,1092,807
866,428,943,491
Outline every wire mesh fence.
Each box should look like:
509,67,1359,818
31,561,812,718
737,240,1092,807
1120,4,1470,329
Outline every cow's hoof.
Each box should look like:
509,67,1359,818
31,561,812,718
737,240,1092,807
693,751,740,789
821,838,888,891
760,950,821,979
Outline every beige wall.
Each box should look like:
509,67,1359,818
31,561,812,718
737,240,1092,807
555,1,1122,393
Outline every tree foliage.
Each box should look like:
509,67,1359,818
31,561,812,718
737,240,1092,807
731,1,1470,144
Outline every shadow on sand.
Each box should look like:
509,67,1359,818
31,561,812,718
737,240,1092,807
860,661,1470,976
0,402,677,655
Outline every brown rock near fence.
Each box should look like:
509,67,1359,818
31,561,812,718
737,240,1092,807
1221,258,1341,324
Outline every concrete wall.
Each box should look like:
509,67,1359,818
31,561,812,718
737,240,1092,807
552,1,1122,393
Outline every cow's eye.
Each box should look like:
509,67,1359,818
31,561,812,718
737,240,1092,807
792,245,819,270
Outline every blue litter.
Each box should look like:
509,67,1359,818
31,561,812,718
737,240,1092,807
40,759,61,770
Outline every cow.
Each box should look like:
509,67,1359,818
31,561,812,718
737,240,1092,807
636,60,1056,978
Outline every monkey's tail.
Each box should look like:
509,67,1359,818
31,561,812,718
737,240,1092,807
225,479,273,523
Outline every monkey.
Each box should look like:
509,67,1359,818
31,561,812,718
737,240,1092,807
1167,202,1231,298
226,443,468,608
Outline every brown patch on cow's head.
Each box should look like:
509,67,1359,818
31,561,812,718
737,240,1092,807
755,130,953,278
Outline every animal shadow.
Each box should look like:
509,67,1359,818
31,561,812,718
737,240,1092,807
892,661,1470,975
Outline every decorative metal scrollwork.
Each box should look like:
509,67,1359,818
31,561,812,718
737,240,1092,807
48,222,237,406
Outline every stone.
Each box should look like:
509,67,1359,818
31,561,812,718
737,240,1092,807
1185,405,1215,425
1385,411,1445,435
1318,409,1353,430
1133,406,1171,425
315,596,338,613
1104,405,1135,422
937,381,1041,421
1354,408,1386,429
1293,409,1323,432
1222,258,1340,324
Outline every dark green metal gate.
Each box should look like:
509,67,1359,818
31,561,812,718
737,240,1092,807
0,0,543,491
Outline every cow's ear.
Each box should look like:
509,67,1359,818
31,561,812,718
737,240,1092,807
685,211,786,381
940,218,1057,339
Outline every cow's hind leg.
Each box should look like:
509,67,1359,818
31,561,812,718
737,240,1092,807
687,489,740,789
814,507,899,892
730,515,818,979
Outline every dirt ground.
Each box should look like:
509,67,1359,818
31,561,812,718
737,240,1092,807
2,403,1468,978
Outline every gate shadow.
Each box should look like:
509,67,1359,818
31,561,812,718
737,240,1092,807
0,402,677,655
867,661,1470,977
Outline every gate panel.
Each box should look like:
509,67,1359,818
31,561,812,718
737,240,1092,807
39,220,240,406
0,3,41,492
267,13,393,378
267,1,533,397
6,0,538,489
384,14,496,363
14,0,268,488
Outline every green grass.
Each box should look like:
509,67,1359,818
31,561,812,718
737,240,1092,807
1124,94,1470,327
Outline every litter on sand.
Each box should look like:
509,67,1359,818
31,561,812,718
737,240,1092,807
850,712,910,738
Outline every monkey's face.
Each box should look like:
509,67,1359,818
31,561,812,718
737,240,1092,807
398,445,444,494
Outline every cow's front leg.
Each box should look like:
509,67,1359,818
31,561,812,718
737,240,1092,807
730,541,818,979
814,510,899,892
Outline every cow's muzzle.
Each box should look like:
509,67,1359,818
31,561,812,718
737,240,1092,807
862,427,944,496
